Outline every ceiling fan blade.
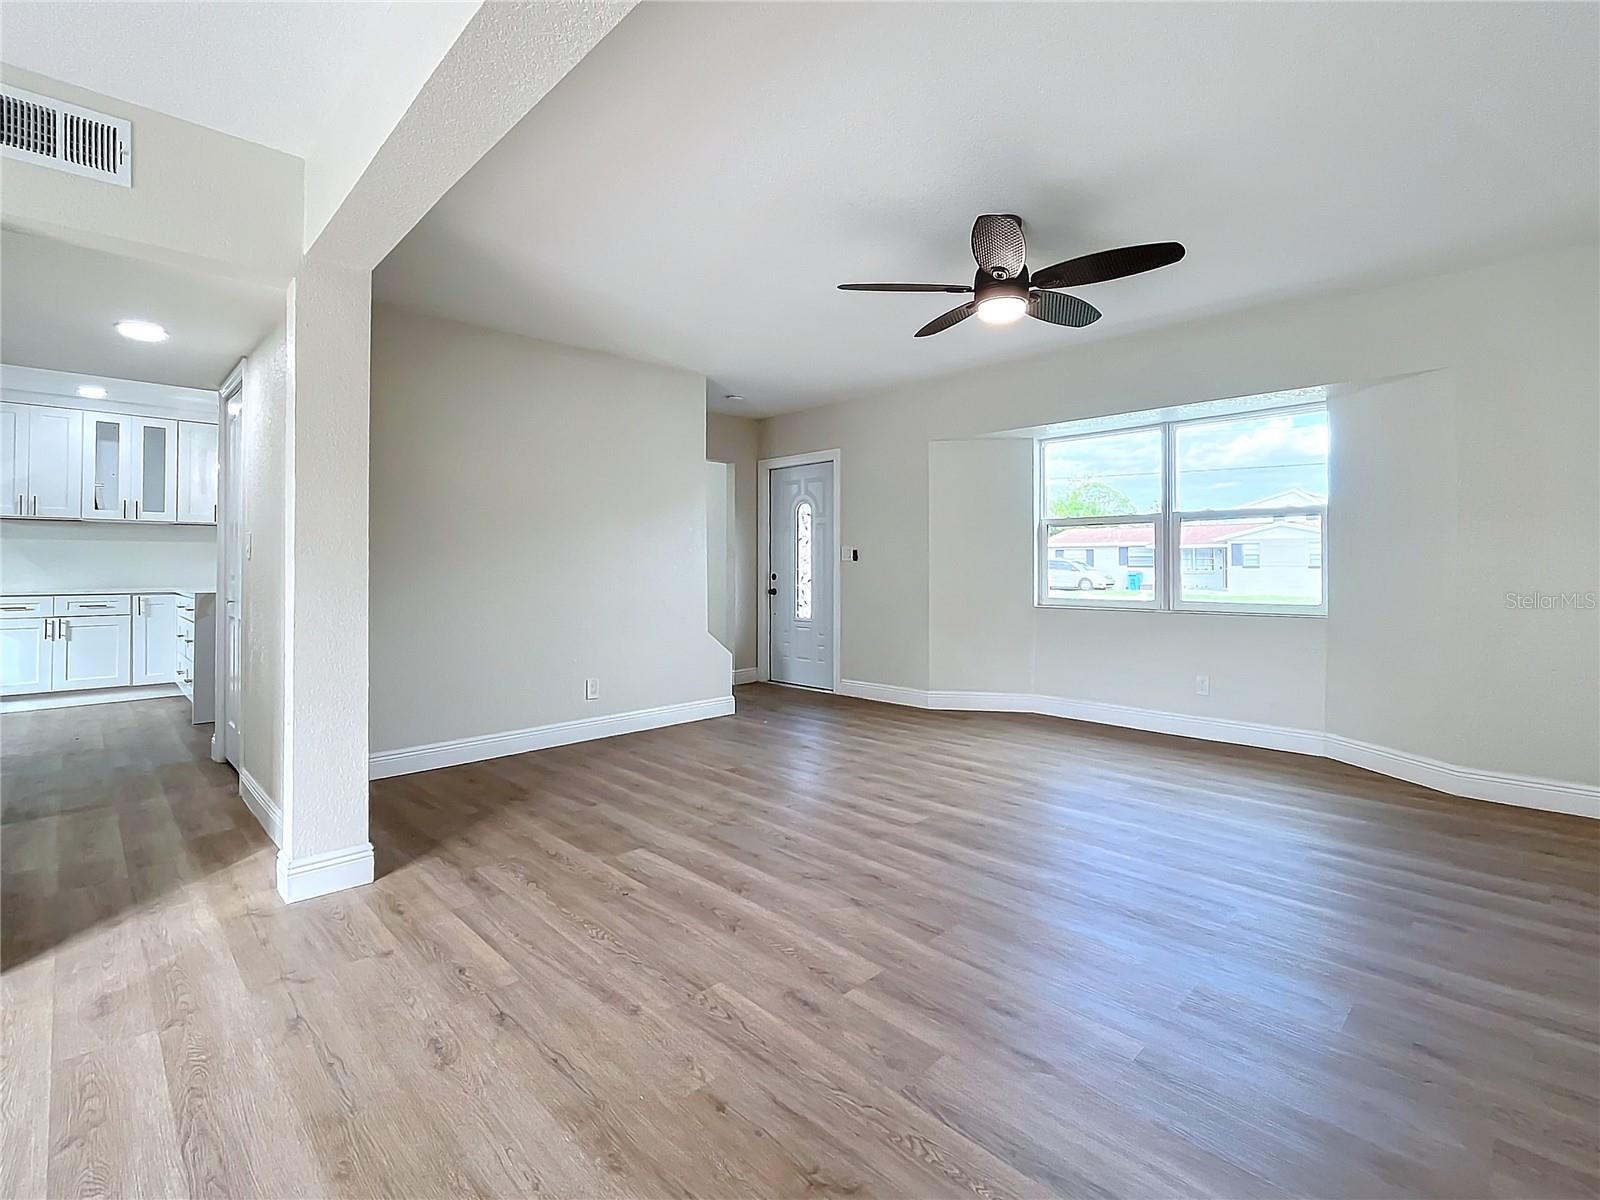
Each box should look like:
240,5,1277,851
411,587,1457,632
837,283,972,293
971,214,1026,280
1028,291,1101,328
915,301,978,338
1031,242,1186,290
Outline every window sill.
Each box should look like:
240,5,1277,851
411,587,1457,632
1034,601,1327,618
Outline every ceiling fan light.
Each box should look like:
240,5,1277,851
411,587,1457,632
976,295,1027,325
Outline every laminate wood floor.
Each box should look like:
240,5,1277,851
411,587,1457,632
3,686,1597,1199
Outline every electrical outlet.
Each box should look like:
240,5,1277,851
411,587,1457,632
1195,674,1210,696
584,678,599,701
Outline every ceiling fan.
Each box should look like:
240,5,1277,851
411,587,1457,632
838,214,1185,337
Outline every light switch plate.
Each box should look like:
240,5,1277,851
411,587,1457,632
584,678,599,701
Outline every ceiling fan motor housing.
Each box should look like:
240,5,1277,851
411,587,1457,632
974,274,1029,306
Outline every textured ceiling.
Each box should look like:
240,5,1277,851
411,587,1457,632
0,1,401,156
0,230,282,389
376,1,1599,416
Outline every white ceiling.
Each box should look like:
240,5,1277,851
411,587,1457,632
0,1,393,157
375,1,1599,417
0,229,283,389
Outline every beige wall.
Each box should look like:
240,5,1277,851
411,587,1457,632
239,319,288,804
370,304,729,754
762,243,1600,786
0,65,302,282
706,412,759,673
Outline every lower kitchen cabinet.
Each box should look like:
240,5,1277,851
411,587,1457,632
51,615,133,691
133,593,179,685
0,617,51,695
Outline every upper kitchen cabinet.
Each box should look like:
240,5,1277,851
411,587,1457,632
80,412,179,523
177,420,219,525
134,417,179,522
0,401,82,519
82,411,132,519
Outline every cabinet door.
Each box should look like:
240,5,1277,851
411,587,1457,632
24,405,82,518
0,618,50,695
0,402,28,517
81,411,133,520
132,594,178,685
177,421,219,524
132,418,178,522
52,616,133,691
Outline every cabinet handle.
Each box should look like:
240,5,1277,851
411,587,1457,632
76,603,111,609
14,493,21,514
1,604,28,611
122,499,128,519
31,495,37,515
43,619,52,640
59,619,68,641
134,500,140,519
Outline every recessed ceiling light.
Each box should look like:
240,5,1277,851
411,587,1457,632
76,384,108,400
114,319,169,343
724,394,744,403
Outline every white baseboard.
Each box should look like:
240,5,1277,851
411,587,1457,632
733,667,760,686
238,767,282,847
838,680,1598,819
369,694,737,780
277,842,374,904
1322,735,1599,819
1,683,181,713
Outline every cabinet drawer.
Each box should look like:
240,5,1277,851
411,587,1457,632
55,594,131,617
0,596,51,618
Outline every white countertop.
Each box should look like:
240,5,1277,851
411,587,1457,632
2,587,216,597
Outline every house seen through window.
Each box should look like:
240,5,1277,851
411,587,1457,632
1039,398,1329,614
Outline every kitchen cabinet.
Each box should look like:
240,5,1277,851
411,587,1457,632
1,401,83,518
4,401,209,525
133,593,178,685
81,413,178,522
0,617,51,695
133,417,178,522
177,421,219,524
0,592,212,716
51,614,133,691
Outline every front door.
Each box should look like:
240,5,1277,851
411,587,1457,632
769,460,834,690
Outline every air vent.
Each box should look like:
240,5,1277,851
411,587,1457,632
1,85,130,187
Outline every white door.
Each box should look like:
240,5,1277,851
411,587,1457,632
221,400,243,767
52,616,133,691
82,411,132,520
132,418,178,522
769,460,834,690
0,403,27,517
24,405,82,518
132,594,178,685
0,618,50,695
177,421,219,524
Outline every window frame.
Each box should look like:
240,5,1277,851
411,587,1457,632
1037,402,1327,617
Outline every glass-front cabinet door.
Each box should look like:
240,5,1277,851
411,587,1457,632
133,418,178,522
81,412,132,520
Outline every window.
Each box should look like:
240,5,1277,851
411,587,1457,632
1038,403,1327,614
794,500,813,620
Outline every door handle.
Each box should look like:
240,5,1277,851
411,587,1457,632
767,587,778,596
